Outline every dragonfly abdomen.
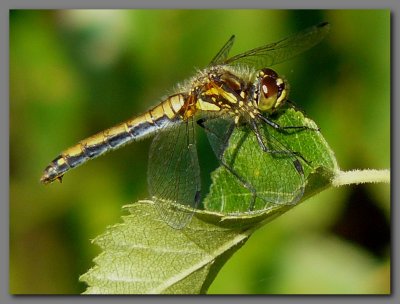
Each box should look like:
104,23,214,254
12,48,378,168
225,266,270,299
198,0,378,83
40,94,186,184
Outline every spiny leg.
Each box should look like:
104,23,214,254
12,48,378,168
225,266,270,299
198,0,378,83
198,116,258,211
255,114,314,166
257,113,319,133
197,116,234,159
249,119,306,176
220,157,258,211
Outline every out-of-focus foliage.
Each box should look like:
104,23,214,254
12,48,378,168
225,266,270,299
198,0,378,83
10,10,389,294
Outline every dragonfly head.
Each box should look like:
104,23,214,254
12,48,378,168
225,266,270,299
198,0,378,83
255,68,287,112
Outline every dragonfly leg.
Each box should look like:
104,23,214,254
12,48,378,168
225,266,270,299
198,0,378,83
256,113,319,132
198,116,258,211
197,117,210,130
220,157,258,211
285,100,321,132
197,116,235,159
249,119,307,174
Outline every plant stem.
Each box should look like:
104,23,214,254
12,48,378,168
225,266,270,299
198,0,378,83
332,169,390,187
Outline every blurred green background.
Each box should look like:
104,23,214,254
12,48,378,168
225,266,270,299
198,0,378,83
10,10,390,294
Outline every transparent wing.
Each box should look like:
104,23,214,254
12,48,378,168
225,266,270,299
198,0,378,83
208,35,236,66
148,119,201,229
256,120,306,206
203,115,305,213
224,22,330,69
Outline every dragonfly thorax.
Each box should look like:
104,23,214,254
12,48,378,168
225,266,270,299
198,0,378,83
193,68,249,114
193,66,288,123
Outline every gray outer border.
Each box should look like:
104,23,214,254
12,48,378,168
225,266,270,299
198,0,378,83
2,1,397,303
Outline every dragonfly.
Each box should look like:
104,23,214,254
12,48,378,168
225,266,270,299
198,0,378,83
41,22,330,228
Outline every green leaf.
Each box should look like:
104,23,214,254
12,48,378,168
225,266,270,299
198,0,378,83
80,108,339,294
80,200,253,294
203,108,338,217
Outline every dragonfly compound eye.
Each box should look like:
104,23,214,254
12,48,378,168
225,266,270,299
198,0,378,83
256,68,287,112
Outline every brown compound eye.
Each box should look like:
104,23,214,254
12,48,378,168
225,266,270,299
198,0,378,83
261,75,279,100
260,68,278,79
256,68,287,111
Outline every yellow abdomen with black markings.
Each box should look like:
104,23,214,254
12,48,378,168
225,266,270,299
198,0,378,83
40,93,188,184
